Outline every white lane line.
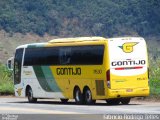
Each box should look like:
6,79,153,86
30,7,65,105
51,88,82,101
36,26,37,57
0,107,78,114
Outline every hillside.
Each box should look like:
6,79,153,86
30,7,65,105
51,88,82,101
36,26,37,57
0,30,58,63
0,0,160,37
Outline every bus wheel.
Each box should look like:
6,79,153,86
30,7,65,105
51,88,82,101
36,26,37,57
121,98,131,105
74,87,84,104
60,99,69,103
106,99,120,105
27,87,37,103
84,88,95,105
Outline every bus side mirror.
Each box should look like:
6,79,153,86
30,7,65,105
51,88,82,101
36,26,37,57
7,57,14,71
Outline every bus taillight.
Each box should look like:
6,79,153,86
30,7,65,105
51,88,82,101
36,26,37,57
106,70,110,88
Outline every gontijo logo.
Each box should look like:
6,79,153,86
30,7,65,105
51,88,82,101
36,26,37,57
119,42,138,53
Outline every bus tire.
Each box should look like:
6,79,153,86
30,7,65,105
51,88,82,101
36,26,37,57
74,87,84,105
121,98,131,105
84,88,95,105
27,87,37,103
106,99,120,105
60,99,69,103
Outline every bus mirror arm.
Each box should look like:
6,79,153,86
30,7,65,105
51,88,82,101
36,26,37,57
7,57,14,71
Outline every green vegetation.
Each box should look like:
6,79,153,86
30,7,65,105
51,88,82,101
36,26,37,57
149,59,160,97
0,0,160,37
0,64,14,95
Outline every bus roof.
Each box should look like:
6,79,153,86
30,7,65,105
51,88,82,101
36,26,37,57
48,37,106,43
16,43,47,49
15,37,144,49
107,37,144,41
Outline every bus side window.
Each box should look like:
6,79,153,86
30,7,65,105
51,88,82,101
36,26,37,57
59,47,71,65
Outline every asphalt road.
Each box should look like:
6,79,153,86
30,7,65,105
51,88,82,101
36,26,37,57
0,97,160,120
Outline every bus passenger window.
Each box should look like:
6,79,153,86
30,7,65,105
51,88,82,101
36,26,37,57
59,48,71,65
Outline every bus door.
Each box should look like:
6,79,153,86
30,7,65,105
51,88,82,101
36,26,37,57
14,48,24,96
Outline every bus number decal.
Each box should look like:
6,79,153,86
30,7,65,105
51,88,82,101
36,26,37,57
94,69,102,74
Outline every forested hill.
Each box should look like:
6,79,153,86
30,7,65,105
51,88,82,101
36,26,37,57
0,0,160,37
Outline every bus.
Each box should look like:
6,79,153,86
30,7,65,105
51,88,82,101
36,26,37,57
7,37,149,105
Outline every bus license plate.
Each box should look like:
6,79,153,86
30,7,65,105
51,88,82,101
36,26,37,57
126,89,133,92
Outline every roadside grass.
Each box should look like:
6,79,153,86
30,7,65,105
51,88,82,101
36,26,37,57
0,64,14,95
149,58,160,98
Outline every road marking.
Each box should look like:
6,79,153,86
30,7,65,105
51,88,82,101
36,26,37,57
0,107,77,114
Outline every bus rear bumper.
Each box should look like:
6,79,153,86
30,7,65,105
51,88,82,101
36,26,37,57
107,87,149,99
